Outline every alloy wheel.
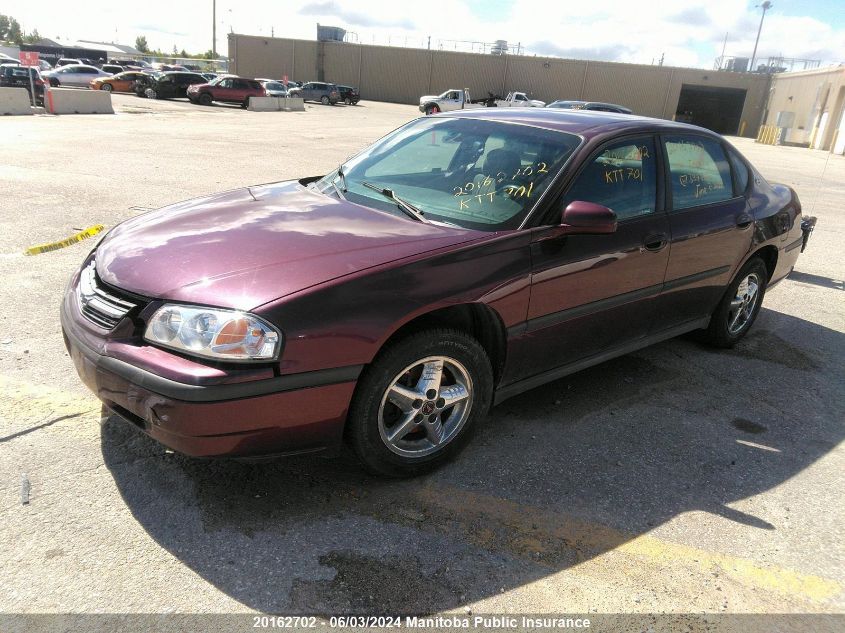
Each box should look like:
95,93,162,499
727,272,761,335
378,356,473,458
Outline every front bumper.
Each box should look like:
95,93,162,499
60,284,359,458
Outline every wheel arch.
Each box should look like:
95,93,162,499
753,245,779,283
373,303,508,388
739,244,778,283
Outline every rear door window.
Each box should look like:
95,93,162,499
664,135,735,210
727,149,751,195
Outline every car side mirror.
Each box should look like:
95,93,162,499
560,201,618,235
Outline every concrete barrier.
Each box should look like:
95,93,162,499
0,87,33,115
247,96,306,112
248,96,281,112
46,88,113,114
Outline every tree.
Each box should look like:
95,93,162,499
22,29,41,44
0,15,10,40
179,48,188,58
7,17,22,44
135,35,149,53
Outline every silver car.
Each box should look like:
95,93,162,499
42,64,111,88
259,80,288,97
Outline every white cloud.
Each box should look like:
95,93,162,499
3,0,843,68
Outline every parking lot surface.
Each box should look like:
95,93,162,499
1,96,843,625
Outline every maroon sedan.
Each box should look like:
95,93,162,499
187,76,266,108
61,109,815,476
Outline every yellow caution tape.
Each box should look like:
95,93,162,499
24,224,106,256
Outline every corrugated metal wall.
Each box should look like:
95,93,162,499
229,35,772,137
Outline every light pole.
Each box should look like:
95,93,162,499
749,1,772,73
212,0,217,58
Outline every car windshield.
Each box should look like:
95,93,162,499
314,117,581,231
264,82,284,90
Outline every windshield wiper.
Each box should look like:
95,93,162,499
337,165,348,192
361,181,429,223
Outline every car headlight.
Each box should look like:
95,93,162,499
144,304,281,362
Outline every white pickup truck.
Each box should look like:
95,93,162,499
494,91,546,108
419,89,545,114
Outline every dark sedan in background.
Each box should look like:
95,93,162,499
547,100,633,114
134,71,207,99
0,65,45,104
61,109,814,477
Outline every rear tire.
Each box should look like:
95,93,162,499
344,97,351,105
347,329,493,478
699,257,768,348
241,97,250,109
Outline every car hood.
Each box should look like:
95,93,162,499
95,181,485,310
419,95,440,103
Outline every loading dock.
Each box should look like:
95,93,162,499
675,84,747,134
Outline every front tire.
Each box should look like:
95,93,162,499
198,92,212,106
700,257,768,348
101,83,113,92
320,95,330,105
424,104,440,115
347,329,493,477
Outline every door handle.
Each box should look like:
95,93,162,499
736,213,753,228
641,233,668,252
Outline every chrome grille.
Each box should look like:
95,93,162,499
77,260,138,329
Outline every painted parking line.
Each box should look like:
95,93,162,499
1,373,841,606
415,486,841,604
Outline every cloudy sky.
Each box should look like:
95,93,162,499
6,0,845,68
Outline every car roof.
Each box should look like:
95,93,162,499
441,107,718,139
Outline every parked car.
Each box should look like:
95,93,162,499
547,100,633,114
42,64,112,88
288,81,339,105
336,84,360,105
187,76,266,107
201,72,218,82
60,109,815,477
90,71,148,92
110,58,152,70
100,64,124,75
259,80,288,97
0,65,45,104
55,58,82,67
133,71,207,99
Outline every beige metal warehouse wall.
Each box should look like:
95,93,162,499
229,34,771,137
763,67,845,150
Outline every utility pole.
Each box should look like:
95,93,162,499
750,1,772,73
719,31,728,69
212,0,217,58
427,35,431,50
